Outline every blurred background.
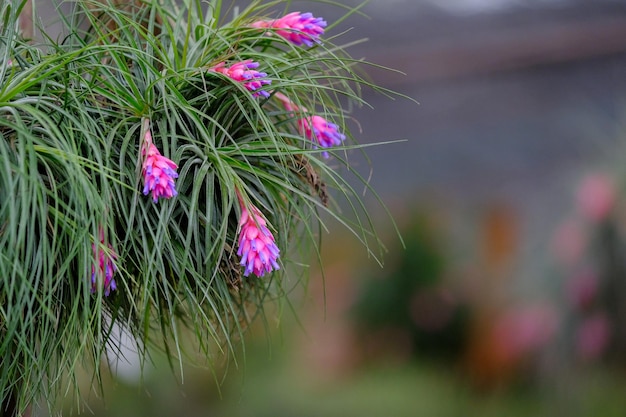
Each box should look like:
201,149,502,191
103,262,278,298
37,0,626,415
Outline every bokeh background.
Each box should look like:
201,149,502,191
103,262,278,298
35,0,626,415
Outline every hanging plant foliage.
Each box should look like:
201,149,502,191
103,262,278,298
0,0,400,413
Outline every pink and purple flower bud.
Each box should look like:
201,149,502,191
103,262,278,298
275,92,345,157
211,60,272,98
236,196,280,277
299,115,346,158
141,128,178,203
91,231,117,296
251,12,326,47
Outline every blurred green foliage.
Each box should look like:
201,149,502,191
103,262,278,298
350,213,469,359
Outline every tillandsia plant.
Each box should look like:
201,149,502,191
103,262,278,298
0,0,398,414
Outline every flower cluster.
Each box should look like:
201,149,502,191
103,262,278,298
141,126,179,203
211,60,272,98
91,230,117,296
92,12,343,290
236,194,280,277
211,13,342,273
251,11,326,47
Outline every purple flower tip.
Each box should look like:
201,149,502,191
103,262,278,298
236,198,280,277
211,60,272,98
142,128,178,203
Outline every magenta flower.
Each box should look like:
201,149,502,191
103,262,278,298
274,92,345,158
251,12,326,47
211,60,271,98
141,127,178,203
299,115,346,158
236,195,280,277
91,230,117,296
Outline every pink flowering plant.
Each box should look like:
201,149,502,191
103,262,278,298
0,0,400,413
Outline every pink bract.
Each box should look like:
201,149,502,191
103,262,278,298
211,60,271,98
141,128,178,203
251,12,326,47
91,230,117,296
236,197,280,277
274,92,345,158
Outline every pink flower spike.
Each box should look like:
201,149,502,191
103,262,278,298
299,115,346,158
236,196,280,277
91,230,117,296
141,127,178,203
252,11,326,47
211,60,272,98
274,93,345,157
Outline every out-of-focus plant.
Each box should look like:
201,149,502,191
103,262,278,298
552,171,625,365
0,0,399,414
350,213,468,362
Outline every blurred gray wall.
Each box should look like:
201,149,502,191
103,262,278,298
31,0,626,209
